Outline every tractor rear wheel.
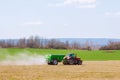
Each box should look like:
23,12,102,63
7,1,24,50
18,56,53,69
68,58,74,65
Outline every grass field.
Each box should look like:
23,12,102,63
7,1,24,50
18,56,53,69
0,48,120,61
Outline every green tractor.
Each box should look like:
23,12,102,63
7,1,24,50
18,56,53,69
46,53,82,65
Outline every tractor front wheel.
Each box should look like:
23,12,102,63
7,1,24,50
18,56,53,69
77,60,82,65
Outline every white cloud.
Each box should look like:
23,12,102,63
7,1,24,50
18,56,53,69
77,4,96,8
64,23,69,26
116,12,120,16
48,0,96,8
105,12,120,16
23,21,43,25
64,0,96,4
105,12,112,16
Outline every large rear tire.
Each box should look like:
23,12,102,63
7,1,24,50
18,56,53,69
68,58,74,65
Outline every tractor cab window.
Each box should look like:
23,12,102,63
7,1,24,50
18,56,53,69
67,53,76,58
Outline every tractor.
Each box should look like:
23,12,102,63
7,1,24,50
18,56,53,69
63,53,82,65
46,53,82,65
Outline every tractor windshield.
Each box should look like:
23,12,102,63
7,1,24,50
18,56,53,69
67,53,76,58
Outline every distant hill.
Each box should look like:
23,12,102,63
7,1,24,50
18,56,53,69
56,38,120,46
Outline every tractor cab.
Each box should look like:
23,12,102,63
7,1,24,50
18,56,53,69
66,53,76,58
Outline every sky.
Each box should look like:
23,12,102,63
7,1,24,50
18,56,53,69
0,0,120,39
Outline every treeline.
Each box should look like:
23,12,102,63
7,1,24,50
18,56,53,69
0,36,100,50
100,41,120,50
0,36,120,50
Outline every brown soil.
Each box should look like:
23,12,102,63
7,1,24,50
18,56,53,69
0,61,120,80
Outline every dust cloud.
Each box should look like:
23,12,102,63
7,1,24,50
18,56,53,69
0,53,47,65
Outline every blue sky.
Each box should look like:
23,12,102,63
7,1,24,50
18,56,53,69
0,0,120,39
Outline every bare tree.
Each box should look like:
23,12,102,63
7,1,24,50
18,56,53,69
100,41,120,50
17,38,26,48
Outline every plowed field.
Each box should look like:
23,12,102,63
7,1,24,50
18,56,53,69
0,61,120,80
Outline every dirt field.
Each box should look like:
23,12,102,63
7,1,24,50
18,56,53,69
0,61,120,80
